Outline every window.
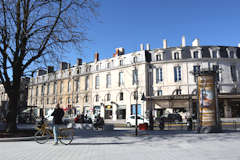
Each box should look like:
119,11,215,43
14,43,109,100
60,81,63,93
119,72,124,86
174,52,180,60
106,74,111,88
107,63,110,69
76,94,78,103
75,79,79,92
213,65,219,81
85,76,89,90
134,91,138,100
67,97,70,104
47,83,50,95
212,51,217,58
193,51,198,58
85,95,88,102
47,98,49,104
53,82,57,94
120,92,124,101
193,65,200,82
156,54,162,61
95,75,100,89
229,51,234,58
67,80,71,92
119,60,123,66
36,86,38,96
157,90,162,96
96,65,99,71
41,85,44,95
96,95,99,102
133,57,137,63
132,69,138,85
231,65,237,81
107,93,111,101
156,68,163,83
174,66,181,82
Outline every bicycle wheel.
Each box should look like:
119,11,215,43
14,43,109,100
34,130,50,144
59,128,73,145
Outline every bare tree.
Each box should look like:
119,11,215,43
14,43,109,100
0,0,98,132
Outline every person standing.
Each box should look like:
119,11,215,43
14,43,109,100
51,104,64,145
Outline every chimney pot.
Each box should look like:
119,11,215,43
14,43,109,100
146,43,150,50
181,36,186,47
140,44,144,51
77,58,82,66
94,52,99,62
192,38,200,47
163,39,167,49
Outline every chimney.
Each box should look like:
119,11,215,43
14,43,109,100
114,48,124,57
60,62,68,70
47,66,54,73
118,48,124,55
238,43,240,48
94,52,99,62
77,58,82,65
146,43,150,50
163,39,167,49
192,38,200,47
181,36,186,47
140,44,144,51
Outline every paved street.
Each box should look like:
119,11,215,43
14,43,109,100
0,129,240,160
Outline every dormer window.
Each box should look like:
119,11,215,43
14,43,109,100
191,48,202,59
193,51,199,58
212,51,217,58
174,52,180,60
229,51,234,58
133,56,137,63
119,60,123,66
107,63,110,69
96,65,99,71
209,47,220,58
156,54,162,61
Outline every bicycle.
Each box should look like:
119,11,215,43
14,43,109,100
34,119,74,145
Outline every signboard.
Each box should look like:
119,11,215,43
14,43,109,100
198,75,216,127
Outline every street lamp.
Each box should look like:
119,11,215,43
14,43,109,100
41,83,46,122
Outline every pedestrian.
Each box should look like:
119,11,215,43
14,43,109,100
51,103,64,145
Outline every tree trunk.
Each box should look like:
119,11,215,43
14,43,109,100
6,90,20,132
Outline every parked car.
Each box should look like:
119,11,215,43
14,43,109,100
126,115,149,127
158,113,182,122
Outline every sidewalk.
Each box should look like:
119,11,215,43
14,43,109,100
0,129,240,160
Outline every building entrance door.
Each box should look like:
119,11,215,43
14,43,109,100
105,105,112,119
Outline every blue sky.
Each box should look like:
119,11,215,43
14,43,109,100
68,0,240,64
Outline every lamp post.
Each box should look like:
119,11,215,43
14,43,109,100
41,83,45,122
148,65,153,130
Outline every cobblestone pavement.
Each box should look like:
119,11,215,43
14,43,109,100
0,130,240,160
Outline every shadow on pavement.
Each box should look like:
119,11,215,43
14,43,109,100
70,142,133,145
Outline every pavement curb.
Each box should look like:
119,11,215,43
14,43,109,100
0,136,35,142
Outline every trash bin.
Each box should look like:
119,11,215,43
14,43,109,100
187,118,192,131
139,123,148,130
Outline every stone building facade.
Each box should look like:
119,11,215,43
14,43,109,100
27,37,240,122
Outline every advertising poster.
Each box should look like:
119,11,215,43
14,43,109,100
198,75,216,127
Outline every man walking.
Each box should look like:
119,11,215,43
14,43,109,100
51,104,64,145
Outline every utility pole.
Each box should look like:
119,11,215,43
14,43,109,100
135,63,138,136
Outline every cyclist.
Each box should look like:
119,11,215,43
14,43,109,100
51,103,64,145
